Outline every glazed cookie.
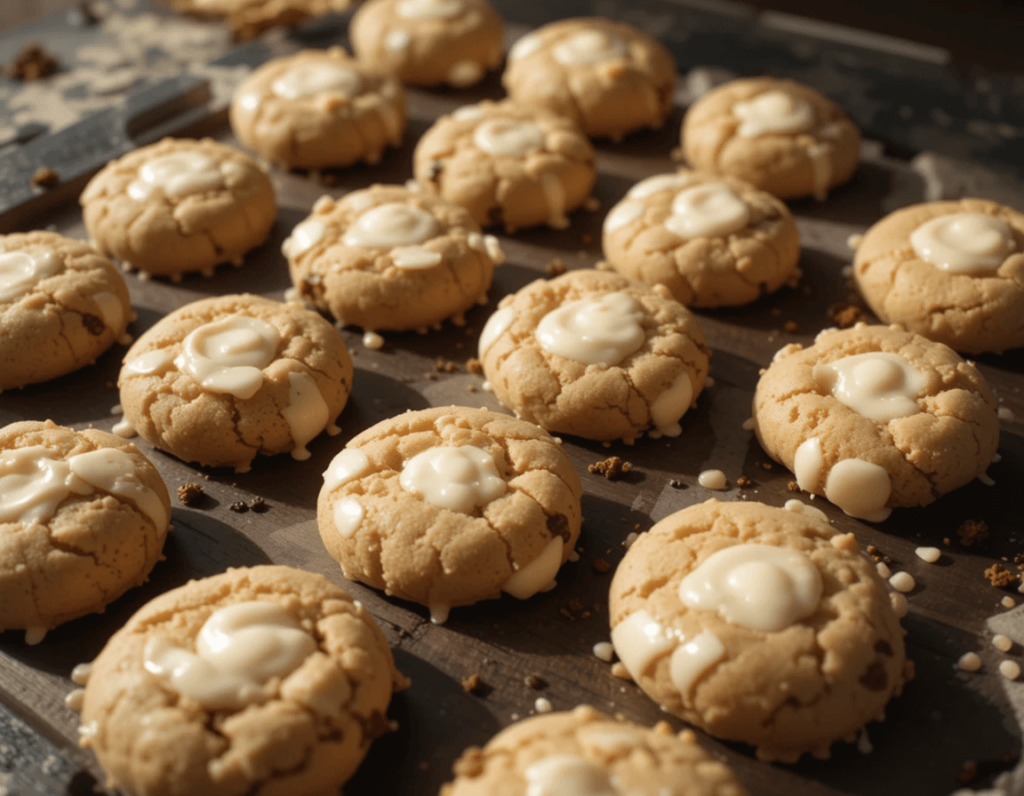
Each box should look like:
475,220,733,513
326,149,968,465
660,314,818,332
0,231,132,390
753,324,999,521
478,269,710,442
413,99,596,232
117,294,353,472
609,499,909,763
502,18,677,141
853,199,1024,354
441,705,747,796
81,137,276,279
78,565,406,796
316,406,582,623
170,0,361,38
350,0,503,88
0,420,170,644
284,184,503,336
682,77,861,201
602,169,800,307
230,47,406,169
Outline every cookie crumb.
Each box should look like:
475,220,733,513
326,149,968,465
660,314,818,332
957,519,989,547
584,196,601,212
992,634,1013,653
866,545,892,564
957,652,982,672
985,563,1016,588
461,673,487,695
735,476,753,488
1002,596,1016,608
593,642,614,662
30,166,60,188
610,662,632,681
545,258,566,276
434,357,458,373
6,43,59,80
786,480,801,493
592,558,612,575
782,320,800,334
956,760,978,785
249,497,269,513
622,532,639,549
759,462,772,470
668,478,685,489
465,357,483,374
828,302,863,329
229,501,249,513
999,660,1021,680
588,456,631,479
524,675,546,690
177,483,204,506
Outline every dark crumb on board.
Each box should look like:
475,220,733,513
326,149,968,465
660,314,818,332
560,598,592,621
466,357,483,374
759,462,773,470
524,674,547,690
230,501,249,513
584,196,601,212
320,171,341,187
461,673,487,695
866,545,892,564
7,43,59,80
30,167,60,188
592,558,611,574
249,497,269,513
957,519,989,547
546,258,566,276
435,358,458,373
956,760,978,785
669,478,685,489
736,476,753,488
829,302,863,329
588,456,631,479
177,483,204,506
783,320,800,334
984,563,1017,589
787,480,801,492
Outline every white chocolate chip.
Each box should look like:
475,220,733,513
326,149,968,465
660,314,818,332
592,642,614,662
889,592,908,618
876,562,892,579
889,572,915,593
915,547,941,563
534,697,552,714
999,660,1021,680
992,634,1014,652
957,652,982,672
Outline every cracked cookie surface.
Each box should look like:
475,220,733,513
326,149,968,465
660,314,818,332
170,0,361,38
502,17,677,141
350,0,503,88
118,293,353,471
602,169,800,307
80,564,406,796
81,137,276,278
285,184,502,333
0,231,132,389
316,406,582,623
609,499,909,763
753,324,999,521
230,47,406,169
853,198,1024,354
0,420,170,641
441,704,746,796
413,98,596,232
478,269,710,442
682,77,860,201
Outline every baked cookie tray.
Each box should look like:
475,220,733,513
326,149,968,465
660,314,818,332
1,2,1023,794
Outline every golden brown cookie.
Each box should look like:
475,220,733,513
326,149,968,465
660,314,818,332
441,705,747,796
502,17,677,141
117,294,353,472
81,137,276,279
316,406,582,623
478,269,710,442
602,169,801,307
170,0,361,39
853,198,1024,354
230,48,406,169
0,231,132,390
413,99,596,232
350,0,504,88
0,420,170,644
284,184,503,336
78,565,406,796
682,77,860,201
609,499,909,763
753,324,1000,521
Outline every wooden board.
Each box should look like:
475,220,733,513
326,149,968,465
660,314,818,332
1,3,1023,795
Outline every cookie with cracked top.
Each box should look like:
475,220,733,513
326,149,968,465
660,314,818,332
170,0,361,38
609,498,910,763
478,269,710,442
602,168,800,307
0,420,170,644
79,564,406,796
753,324,999,522
81,137,276,279
316,406,582,623
0,231,132,390
117,293,353,472
853,198,1024,354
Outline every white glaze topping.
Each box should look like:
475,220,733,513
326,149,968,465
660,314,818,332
0,250,61,302
649,371,693,438
473,118,545,157
909,213,1015,274
343,203,439,249
448,61,484,88
452,104,486,122
284,219,325,258
627,173,693,199
143,601,316,710
174,316,280,400
503,537,564,599
478,306,515,357
386,29,411,51
507,33,542,62
282,371,329,460
668,630,726,695
392,245,443,270
610,609,676,678
793,437,823,492
807,141,833,201
127,151,235,201
536,292,645,366
814,352,926,422
69,448,168,529
664,184,750,239
603,200,644,234
399,445,505,513
552,30,627,66
272,63,362,100
122,349,175,377
783,498,829,523
324,448,371,491
396,0,463,18
824,459,892,521
523,755,619,796
333,498,365,538
733,91,814,137
92,291,124,332
678,544,823,631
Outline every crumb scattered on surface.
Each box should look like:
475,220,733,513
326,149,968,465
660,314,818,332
866,545,892,564
829,302,863,329
434,358,458,373
592,558,611,574
783,320,799,334
560,598,592,621
736,476,753,488
461,673,486,694
759,462,772,470
985,563,1016,588
466,357,483,374
177,483,204,506
669,478,685,489
546,258,566,276
588,456,631,479
30,166,60,188
6,43,59,80
229,501,248,513
957,760,978,785
957,519,989,547
611,662,632,681
524,675,546,690
584,196,601,212
786,480,801,493
248,497,268,512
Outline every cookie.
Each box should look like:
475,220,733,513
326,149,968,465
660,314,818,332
81,137,276,279
478,269,710,442
502,18,677,141
0,231,132,390
0,420,170,644
609,499,909,762
753,324,999,521
230,48,406,169
284,184,503,336
316,406,582,623
78,565,406,796
117,294,353,472
682,77,861,201
602,169,800,307
350,0,503,88
170,0,360,39
413,99,596,233
441,705,747,796
853,199,1024,354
